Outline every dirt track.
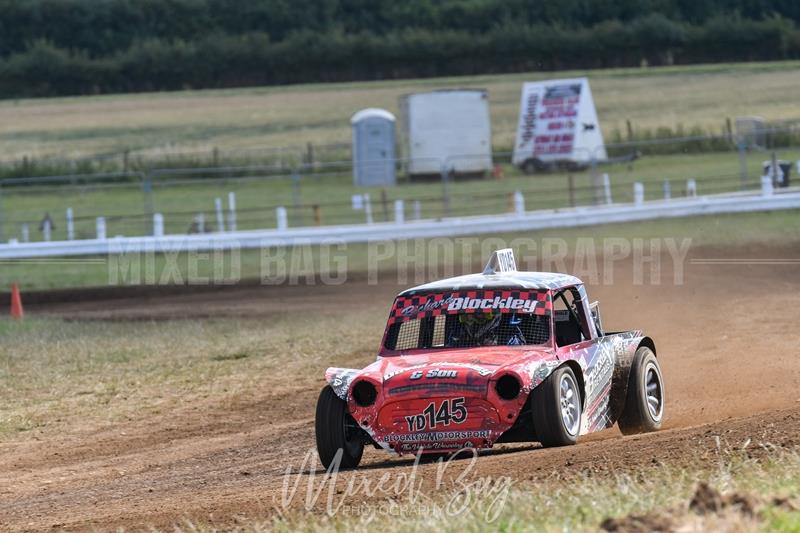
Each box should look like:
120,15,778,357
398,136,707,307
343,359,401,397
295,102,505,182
2,242,800,530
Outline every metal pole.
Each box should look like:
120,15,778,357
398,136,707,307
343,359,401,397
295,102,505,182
590,156,602,206
771,151,779,187
215,198,224,231
738,141,748,191
441,164,451,217
0,185,5,243
291,172,301,226
66,207,75,240
142,172,154,236
227,191,237,232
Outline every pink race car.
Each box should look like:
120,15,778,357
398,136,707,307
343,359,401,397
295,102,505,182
316,249,664,469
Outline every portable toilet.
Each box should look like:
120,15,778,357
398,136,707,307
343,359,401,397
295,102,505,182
351,108,397,186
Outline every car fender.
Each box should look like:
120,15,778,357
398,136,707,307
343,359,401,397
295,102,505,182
324,367,361,400
609,334,656,422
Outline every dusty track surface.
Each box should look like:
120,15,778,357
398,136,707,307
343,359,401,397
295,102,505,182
2,242,800,530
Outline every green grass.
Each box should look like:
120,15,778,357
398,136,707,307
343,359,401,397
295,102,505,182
264,450,800,532
2,147,798,242
0,313,382,441
1,60,798,162
264,443,800,532
1,60,798,243
1,209,798,290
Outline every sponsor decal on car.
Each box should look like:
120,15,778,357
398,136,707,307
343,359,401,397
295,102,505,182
409,369,458,380
404,397,467,432
388,289,552,325
398,440,477,451
383,362,494,381
383,430,490,443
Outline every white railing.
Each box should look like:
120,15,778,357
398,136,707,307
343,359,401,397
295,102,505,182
1,187,798,259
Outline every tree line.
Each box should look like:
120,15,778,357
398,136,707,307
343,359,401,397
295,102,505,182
0,0,799,98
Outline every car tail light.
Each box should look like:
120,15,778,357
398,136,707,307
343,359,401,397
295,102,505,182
495,374,521,400
352,380,378,407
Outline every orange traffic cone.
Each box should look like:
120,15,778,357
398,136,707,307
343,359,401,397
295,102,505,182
10,283,23,319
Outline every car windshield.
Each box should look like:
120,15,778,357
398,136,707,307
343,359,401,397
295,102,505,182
383,290,552,351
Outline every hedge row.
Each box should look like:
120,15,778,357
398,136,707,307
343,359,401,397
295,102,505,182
1,15,799,98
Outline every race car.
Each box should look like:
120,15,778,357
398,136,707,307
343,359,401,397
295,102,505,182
315,249,664,469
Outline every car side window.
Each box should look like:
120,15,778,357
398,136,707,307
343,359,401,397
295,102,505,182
553,288,592,346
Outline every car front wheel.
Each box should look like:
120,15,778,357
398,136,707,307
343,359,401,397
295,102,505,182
532,366,582,447
315,385,364,469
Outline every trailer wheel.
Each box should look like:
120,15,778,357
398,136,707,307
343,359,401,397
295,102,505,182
521,159,538,175
315,385,364,469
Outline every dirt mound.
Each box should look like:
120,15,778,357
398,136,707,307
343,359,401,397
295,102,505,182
602,481,779,532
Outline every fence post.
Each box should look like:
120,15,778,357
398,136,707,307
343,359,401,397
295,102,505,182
227,192,237,232
413,200,422,221
380,189,389,222
567,174,576,207
195,213,205,233
514,191,525,216
738,141,748,191
291,172,301,225
42,218,52,242
686,179,697,198
142,172,154,236
663,180,671,200
313,204,321,226
66,208,75,240
215,198,224,231
276,207,288,230
602,173,613,204
306,143,314,167
153,213,164,237
364,193,374,225
96,217,106,240
633,182,644,205
21,223,29,243
760,175,774,196
441,166,451,217
0,185,5,243
394,200,404,224
591,157,602,205
770,151,779,187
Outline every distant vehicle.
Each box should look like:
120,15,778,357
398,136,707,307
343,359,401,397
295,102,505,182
315,249,664,468
400,89,493,179
512,78,607,174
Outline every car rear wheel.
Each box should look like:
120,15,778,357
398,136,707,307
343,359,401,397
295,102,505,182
532,366,582,447
618,347,664,435
315,385,364,469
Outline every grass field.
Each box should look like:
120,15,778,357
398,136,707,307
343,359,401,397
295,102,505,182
1,61,799,161
2,209,798,290
1,60,799,244
3,146,799,243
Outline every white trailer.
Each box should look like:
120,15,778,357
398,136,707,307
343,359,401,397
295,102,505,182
400,89,492,178
512,78,606,172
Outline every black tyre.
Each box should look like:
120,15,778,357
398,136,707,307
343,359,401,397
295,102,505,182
618,347,664,435
532,366,582,447
521,158,538,175
315,385,364,469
